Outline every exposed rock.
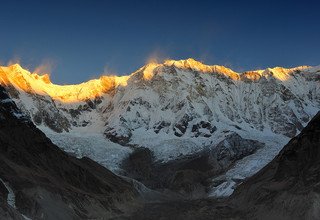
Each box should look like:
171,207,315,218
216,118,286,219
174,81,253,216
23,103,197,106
174,114,193,137
153,121,171,134
212,133,265,170
191,121,216,137
32,108,70,133
104,125,132,145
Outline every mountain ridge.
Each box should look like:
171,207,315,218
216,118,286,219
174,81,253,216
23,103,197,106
0,59,315,103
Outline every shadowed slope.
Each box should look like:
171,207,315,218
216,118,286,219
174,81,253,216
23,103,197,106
0,86,137,219
232,111,320,219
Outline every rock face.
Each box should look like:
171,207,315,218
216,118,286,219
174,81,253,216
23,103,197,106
0,86,137,219
212,133,265,171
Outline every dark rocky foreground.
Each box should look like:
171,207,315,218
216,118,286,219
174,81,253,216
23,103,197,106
0,86,138,219
118,111,320,220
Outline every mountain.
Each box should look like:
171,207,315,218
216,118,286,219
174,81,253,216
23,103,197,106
0,86,137,219
0,59,319,196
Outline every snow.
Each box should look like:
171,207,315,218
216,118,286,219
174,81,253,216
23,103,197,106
12,112,26,119
209,181,236,197
40,127,132,173
0,178,16,208
148,139,202,163
0,98,13,103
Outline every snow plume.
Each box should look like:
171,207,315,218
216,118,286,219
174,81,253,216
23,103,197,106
102,64,117,77
33,59,55,76
145,48,169,65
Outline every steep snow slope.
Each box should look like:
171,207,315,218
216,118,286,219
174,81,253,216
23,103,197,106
0,59,319,195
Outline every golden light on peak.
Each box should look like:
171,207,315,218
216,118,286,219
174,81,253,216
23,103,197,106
0,63,130,103
0,61,312,104
142,62,159,81
164,58,240,80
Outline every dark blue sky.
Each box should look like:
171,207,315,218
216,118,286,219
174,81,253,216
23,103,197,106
0,0,319,84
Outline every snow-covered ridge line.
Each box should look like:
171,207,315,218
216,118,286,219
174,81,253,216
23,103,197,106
0,59,314,103
164,58,311,80
0,64,129,103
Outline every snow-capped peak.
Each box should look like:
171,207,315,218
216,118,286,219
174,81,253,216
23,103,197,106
0,60,315,104
0,64,130,103
163,58,239,79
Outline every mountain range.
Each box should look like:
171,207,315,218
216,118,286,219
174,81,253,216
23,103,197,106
0,59,319,219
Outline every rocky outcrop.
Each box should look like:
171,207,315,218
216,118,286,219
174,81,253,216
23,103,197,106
104,124,132,145
211,133,265,171
191,121,216,137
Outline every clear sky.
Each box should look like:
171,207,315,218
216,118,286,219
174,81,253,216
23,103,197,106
0,0,319,84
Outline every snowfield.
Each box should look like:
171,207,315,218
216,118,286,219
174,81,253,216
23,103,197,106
40,126,132,173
